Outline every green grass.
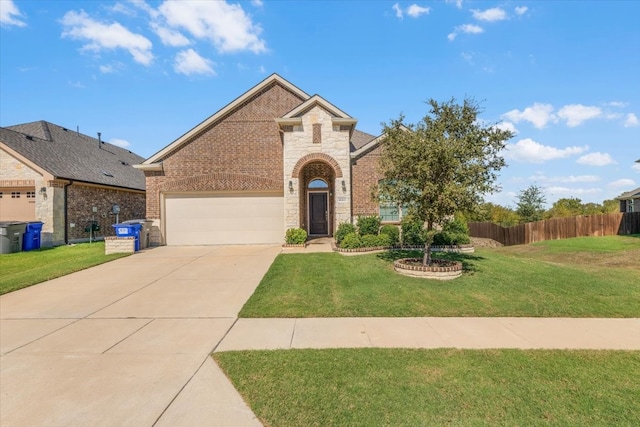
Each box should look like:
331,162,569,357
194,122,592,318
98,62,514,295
0,242,130,294
239,235,640,318
214,348,640,427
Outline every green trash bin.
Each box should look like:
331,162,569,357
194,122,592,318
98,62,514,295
0,222,27,254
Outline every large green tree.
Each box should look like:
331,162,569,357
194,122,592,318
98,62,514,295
378,98,512,265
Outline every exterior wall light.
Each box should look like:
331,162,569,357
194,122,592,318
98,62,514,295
341,180,346,192
289,180,294,192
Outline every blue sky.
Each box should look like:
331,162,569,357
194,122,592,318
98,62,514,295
1,0,639,208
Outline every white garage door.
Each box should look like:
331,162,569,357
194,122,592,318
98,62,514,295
165,193,284,245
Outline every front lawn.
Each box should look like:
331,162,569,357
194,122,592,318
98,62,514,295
214,348,640,427
0,242,130,295
239,235,640,318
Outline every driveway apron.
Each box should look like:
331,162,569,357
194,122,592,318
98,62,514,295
1,244,279,427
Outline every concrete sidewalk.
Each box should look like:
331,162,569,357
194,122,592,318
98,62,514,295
216,317,640,352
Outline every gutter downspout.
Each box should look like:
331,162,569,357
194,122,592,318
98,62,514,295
63,180,73,244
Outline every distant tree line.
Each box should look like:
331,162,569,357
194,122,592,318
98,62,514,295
464,184,619,227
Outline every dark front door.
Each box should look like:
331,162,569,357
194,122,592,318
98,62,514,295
309,192,328,235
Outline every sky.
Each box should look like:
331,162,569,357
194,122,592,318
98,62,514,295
1,0,639,208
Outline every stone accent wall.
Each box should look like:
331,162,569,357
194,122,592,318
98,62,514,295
351,144,383,218
144,82,306,225
1,148,58,245
105,236,135,254
283,106,352,234
66,184,146,242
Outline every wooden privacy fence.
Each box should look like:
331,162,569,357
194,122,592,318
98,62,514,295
469,212,640,246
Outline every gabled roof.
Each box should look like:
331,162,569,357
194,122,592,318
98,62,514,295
1,121,145,190
350,129,377,152
139,73,310,167
616,187,640,200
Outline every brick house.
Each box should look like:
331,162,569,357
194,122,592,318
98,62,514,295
0,121,146,246
137,74,390,246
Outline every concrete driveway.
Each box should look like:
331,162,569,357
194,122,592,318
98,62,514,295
1,244,280,427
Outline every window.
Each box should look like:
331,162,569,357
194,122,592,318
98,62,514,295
380,205,400,222
26,191,35,198
11,192,20,198
0,192,3,198
308,179,328,189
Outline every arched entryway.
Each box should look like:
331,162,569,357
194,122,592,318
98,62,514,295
300,161,335,236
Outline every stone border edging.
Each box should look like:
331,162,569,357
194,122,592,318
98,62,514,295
394,258,463,280
333,242,474,255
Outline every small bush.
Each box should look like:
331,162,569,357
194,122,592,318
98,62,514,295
401,215,425,246
361,234,380,248
335,222,356,244
357,215,381,237
379,225,400,246
443,215,470,236
433,231,471,246
285,228,307,245
376,233,393,247
340,232,363,249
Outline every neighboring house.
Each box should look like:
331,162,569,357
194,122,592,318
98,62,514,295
616,159,640,213
136,73,388,246
0,121,146,247
617,187,640,213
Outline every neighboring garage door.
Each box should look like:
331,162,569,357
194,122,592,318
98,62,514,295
165,192,284,245
0,188,36,221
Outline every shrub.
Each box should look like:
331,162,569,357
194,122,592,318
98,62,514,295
379,224,400,246
401,215,425,246
335,222,356,244
285,228,307,245
443,215,470,236
340,232,362,249
376,233,393,247
357,215,381,237
361,234,380,248
433,231,471,246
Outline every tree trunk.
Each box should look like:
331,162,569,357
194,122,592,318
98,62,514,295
422,243,432,266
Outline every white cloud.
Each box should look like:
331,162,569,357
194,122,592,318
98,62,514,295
61,10,154,65
150,22,190,46
68,80,85,89
251,0,264,7
0,0,26,27
530,173,600,183
605,101,628,108
110,138,131,148
448,24,483,41
608,179,636,188
632,163,640,173
546,186,602,196
495,121,518,134
173,48,216,76
624,113,639,127
446,0,463,9
557,104,602,127
157,0,266,53
392,3,403,19
515,6,528,16
99,64,115,73
502,103,557,129
407,4,431,18
576,152,616,166
472,8,507,22
505,138,587,163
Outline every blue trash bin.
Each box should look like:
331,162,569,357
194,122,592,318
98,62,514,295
112,223,142,251
22,221,44,251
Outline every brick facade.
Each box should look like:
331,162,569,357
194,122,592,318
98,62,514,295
144,82,305,220
141,75,387,244
66,184,145,242
351,145,382,217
